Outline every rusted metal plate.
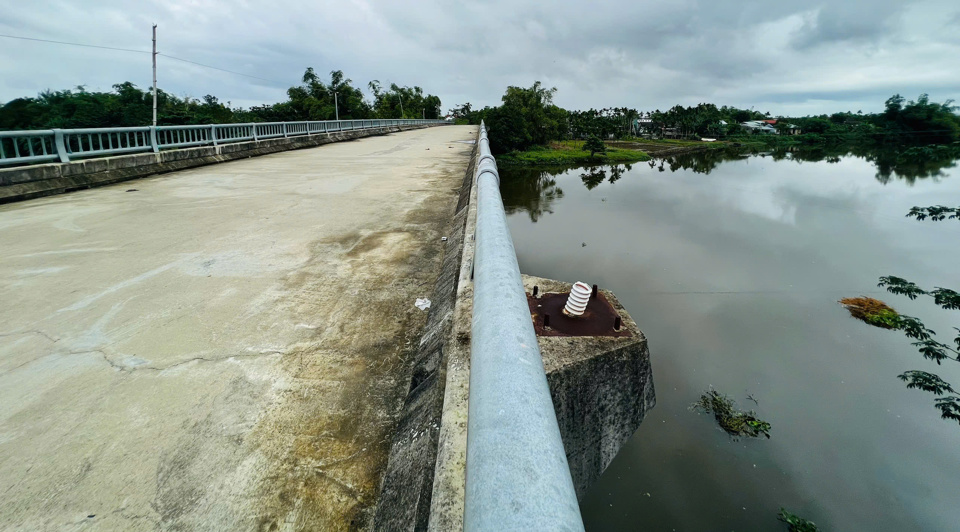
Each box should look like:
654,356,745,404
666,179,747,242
527,291,631,337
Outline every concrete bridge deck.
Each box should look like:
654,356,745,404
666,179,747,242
0,125,476,531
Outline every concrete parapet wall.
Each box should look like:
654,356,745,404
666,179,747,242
0,125,436,204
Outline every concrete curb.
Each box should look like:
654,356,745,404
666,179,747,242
426,127,483,532
372,127,479,531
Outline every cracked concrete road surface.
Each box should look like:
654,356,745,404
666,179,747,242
0,125,476,531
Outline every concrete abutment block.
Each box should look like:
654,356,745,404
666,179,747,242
522,275,657,499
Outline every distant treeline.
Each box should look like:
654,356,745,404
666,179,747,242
451,86,960,154
0,68,442,130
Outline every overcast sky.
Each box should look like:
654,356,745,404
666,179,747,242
1,0,959,116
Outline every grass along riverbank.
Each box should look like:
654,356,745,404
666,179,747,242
608,138,731,156
497,140,652,166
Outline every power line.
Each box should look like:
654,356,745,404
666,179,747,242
0,33,150,54
0,33,284,85
158,54,283,85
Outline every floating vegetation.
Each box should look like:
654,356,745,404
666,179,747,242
778,508,820,532
839,296,901,329
692,390,771,439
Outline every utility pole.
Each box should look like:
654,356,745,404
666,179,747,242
152,24,157,127
334,91,339,121
398,94,404,119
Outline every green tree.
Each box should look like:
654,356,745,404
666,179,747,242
584,135,606,157
0,67,448,128
370,83,442,119
288,68,372,120
569,107,639,139
0,98,38,129
875,93,959,144
484,81,568,153
449,102,472,119
449,102,476,124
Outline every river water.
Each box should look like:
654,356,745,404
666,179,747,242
499,149,960,531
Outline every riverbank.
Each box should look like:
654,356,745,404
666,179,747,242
607,138,729,157
497,140,652,166
496,139,735,167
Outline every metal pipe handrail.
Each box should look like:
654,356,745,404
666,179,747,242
464,123,585,531
0,118,445,167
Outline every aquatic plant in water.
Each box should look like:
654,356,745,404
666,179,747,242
839,297,900,329
692,390,771,439
778,508,819,531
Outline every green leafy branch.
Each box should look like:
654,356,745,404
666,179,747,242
778,508,819,532
906,206,960,222
898,371,955,394
877,209,960,425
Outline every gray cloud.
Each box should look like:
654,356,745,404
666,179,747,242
791,1,905,49
0,0,957,117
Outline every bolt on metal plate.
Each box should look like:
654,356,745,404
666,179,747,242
527,290,631,337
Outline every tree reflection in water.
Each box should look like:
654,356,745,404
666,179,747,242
580,166,607,189
657,144,960,184
500,167,566,222
499,145,959,222
608,164,628,184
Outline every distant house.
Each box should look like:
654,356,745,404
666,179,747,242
782,123,802,135
758,119,802,135
740,120,778,134
740,120,802,135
